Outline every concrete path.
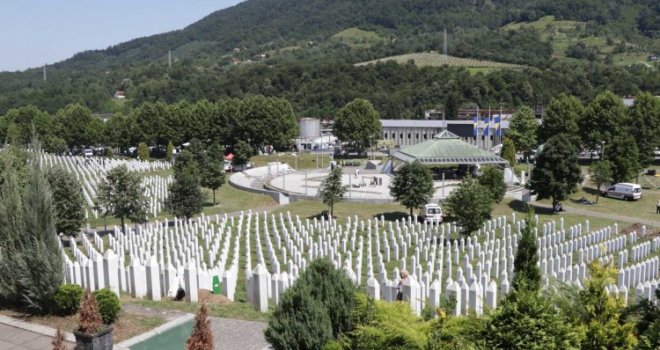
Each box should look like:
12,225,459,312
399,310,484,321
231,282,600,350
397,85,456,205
0,318,74,350
532,201,660,228
210,317,270,350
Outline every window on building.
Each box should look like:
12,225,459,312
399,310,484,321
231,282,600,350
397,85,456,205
392,133,395,139
400,133,403,139
408,133,411,139
416,133,419,139
424,134,427,140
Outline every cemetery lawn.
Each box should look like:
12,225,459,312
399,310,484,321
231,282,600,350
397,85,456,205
534,184,660,226
273,199,409,223
0,308,166,342
251,153,347,170
123,298,270,322
492,198,617,230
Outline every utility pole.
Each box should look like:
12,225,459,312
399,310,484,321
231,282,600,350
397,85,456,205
168,50,172,68
43,64,47,81
443,29,448,65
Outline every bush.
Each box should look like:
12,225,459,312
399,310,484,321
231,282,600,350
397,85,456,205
322,341,344,350
93,289,121,324
78,291,103,334
53,284,83,315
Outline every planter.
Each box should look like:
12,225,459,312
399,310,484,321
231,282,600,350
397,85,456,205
73,325,113,350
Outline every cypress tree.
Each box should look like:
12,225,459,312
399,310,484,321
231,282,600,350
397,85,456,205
186,304,214,350
512,210,541,292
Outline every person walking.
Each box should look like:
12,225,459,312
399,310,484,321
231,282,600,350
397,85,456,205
656,199,660,214
396,270,409,301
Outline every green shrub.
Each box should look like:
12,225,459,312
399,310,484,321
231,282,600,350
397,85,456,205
93,289,121,324
265,284,333,350
137,142,149,160
53,284,83,315
322,340,344,350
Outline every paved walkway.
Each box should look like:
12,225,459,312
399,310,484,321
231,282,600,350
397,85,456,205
0,319,74,350
211,317,270,350
532,201,660,228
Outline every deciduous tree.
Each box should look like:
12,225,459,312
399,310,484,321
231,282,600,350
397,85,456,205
589,160,612,203
529,134,581,209
96,165,148,233
318,167,347,217
46,166,85,236
538,94,582,146
167,157,204,219
507,106,537,156
390,161,434,216
627,92,660,170
579,90,626,152
478,166,506,203
444,176,493,235
334,99,381,154
604,133,640,184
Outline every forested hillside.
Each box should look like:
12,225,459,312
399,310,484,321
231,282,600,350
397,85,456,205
0,0,657,117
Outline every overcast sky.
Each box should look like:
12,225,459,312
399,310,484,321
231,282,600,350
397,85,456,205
0,0,244,72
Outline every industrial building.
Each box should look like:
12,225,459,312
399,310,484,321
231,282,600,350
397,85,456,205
294,118,335,151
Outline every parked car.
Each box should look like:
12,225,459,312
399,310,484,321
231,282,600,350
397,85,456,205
419,203,443,224
83,148,93,157
602,183,642,201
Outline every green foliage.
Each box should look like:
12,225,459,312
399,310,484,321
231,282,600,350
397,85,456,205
318,167,348,217
589,160,612,203
512,210,541,292
428,314,485,350
46,166,85,236
529,134,581,206
265,282,334,350
482,288,580,350
137,142,150,160
231,140,253,166
538,94,582,146
348,298,430,350
93,289,121,324
321,341,344,350
478,167,506,203
53,284,84,316
96,165,148,233
500,137,516,168
507,106,538,153
238,96,298,150
0,145,64,314
390,161,434,216
627,92,660,169
444,176,493,235
55,104,96,150
624,289,660,350
201,160,225,205
166,141,175,161
334,99,381,153
604,132,640,183
266,259,355,350
579,90,627,151
578,262,637,350
167,158,204,219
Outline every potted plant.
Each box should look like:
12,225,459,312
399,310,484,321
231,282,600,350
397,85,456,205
73,291,113,350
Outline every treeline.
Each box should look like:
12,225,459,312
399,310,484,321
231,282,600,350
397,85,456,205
0,96,298,155
1,59,657,121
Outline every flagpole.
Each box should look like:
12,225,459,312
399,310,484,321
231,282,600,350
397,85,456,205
500,105,503,145
476,106,480,147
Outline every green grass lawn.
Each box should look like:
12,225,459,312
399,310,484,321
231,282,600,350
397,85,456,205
123,297,270,322
273,199,408,224
356,52,522,70
250,153,336,170
330,27,384,48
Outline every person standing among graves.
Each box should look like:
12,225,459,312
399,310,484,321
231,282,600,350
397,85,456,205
396,270,409,301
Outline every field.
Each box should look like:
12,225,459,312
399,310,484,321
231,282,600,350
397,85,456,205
356,52,523,71
330,27,384,48
503,16,655,68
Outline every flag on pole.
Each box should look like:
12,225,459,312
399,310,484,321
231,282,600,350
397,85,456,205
473,114,478,138
495,115,501,137
483,117,490,136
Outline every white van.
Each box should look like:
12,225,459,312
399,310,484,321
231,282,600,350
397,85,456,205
419,203,442,223
602,183,642,201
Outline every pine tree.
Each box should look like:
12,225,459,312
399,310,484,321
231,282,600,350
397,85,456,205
166,141,175,161
186,304,214,350
318,167,347,217
512,210,541,292
137,142,149,160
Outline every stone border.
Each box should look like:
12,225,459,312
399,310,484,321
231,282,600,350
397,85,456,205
0,314,76,343
115,313,194,349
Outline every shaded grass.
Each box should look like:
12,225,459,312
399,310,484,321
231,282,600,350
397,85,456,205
122,298,270,323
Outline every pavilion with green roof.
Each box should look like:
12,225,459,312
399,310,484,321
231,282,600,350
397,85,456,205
389,130,508,170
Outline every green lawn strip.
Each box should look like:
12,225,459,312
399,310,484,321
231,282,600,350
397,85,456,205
122,298,270,322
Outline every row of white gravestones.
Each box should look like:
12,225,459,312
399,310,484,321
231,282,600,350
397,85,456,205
63,212,246,303
41,152,172,219
246,213,657,311
63,209,659,316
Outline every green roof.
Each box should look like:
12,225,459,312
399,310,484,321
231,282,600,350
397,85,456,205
391,130,507,165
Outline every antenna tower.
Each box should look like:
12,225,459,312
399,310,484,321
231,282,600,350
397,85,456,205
168,50,172,68
43,64,47,81
443,29,448,65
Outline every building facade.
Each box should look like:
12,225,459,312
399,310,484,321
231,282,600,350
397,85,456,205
381,119,510,150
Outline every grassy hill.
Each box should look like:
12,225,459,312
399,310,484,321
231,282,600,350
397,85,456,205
503,16,658,68
356,52,523,73
330,27,385,48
